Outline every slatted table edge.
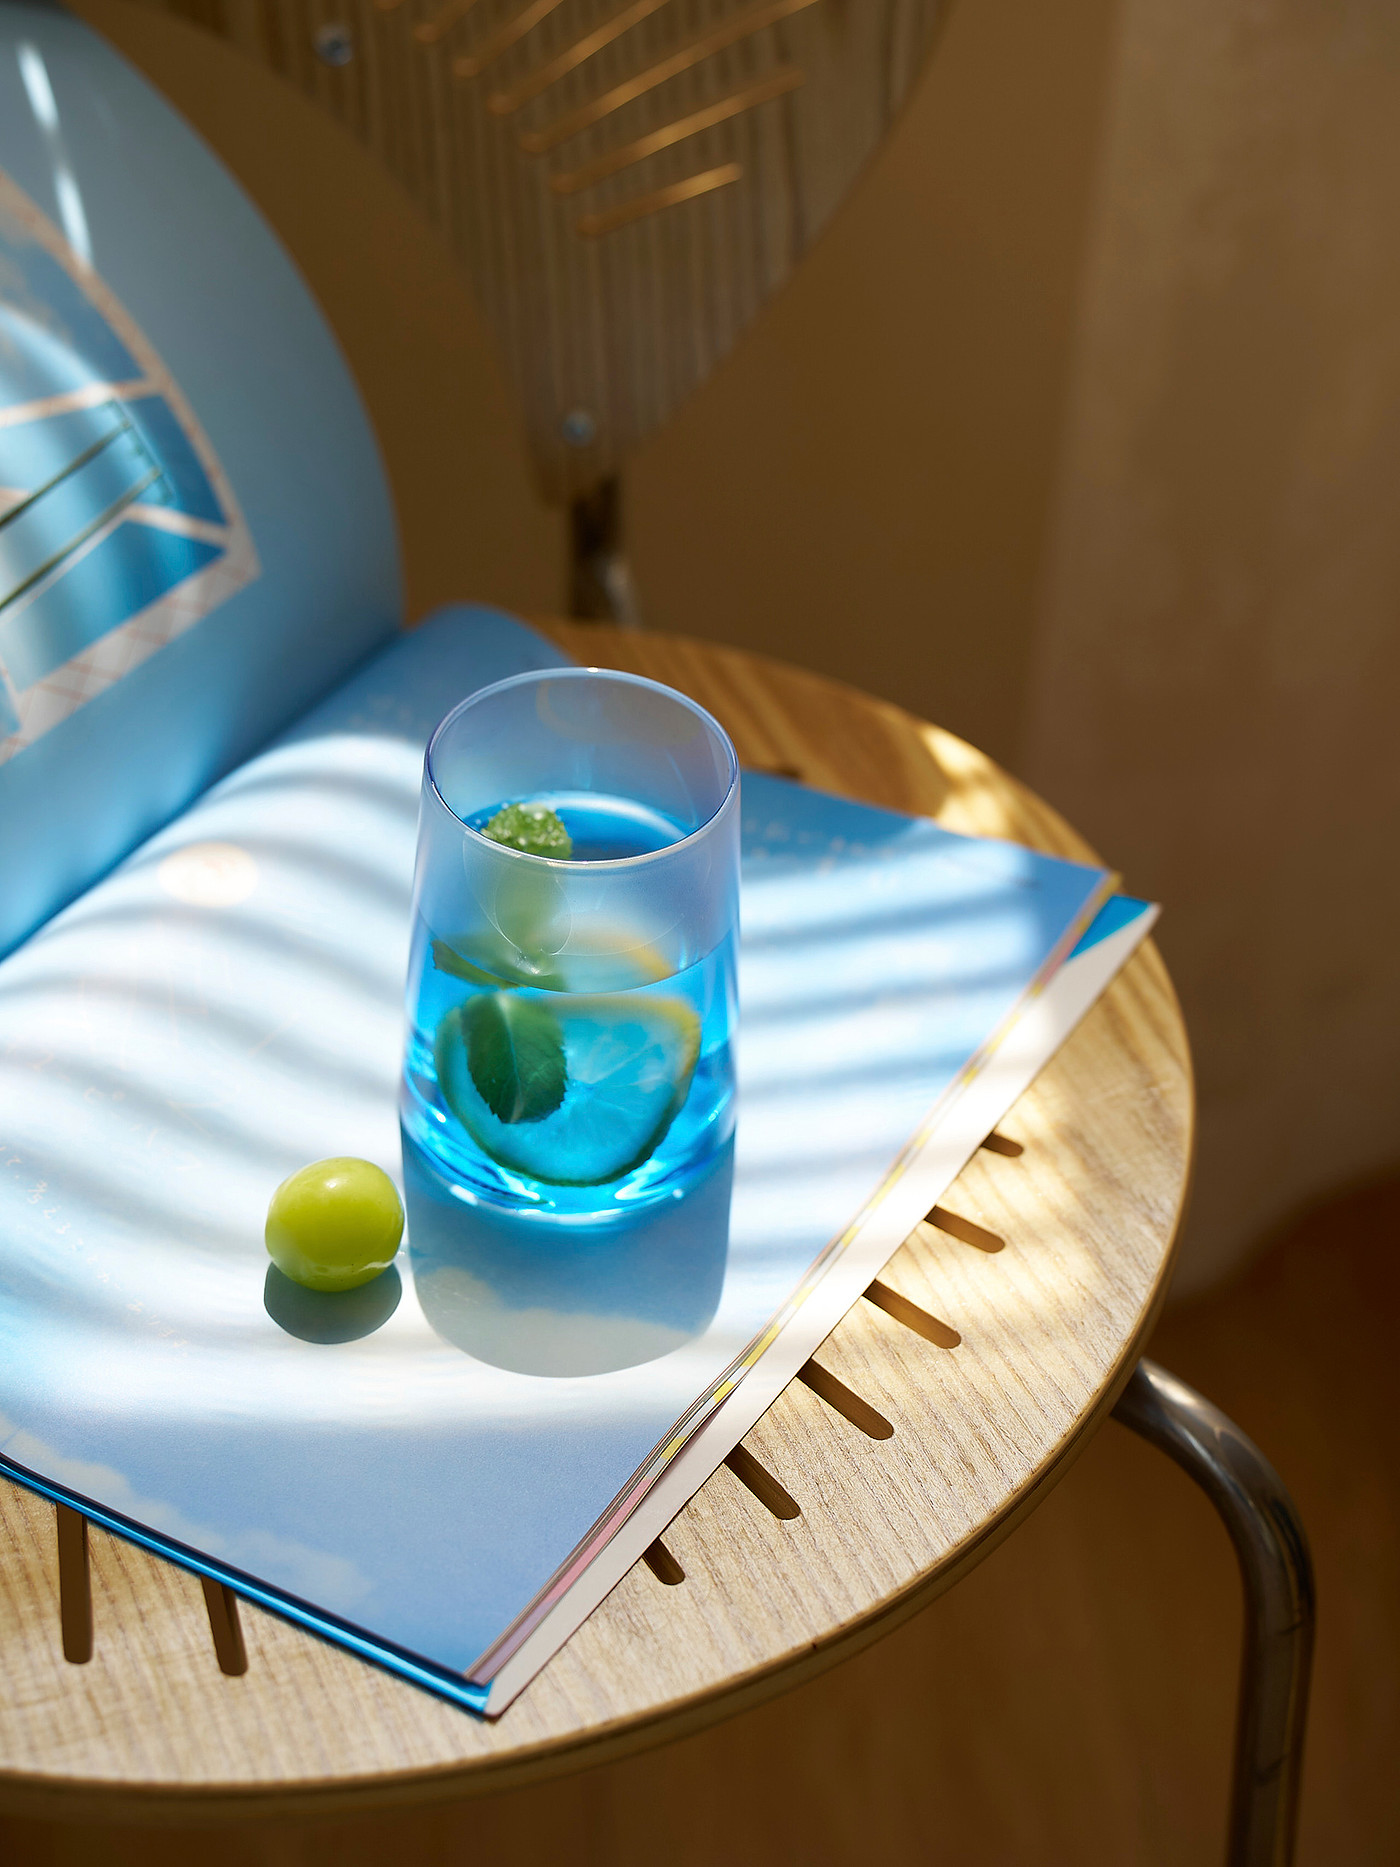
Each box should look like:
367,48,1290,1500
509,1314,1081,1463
0,1237,1180,1828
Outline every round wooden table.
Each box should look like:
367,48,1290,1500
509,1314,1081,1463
0,626,1193,1823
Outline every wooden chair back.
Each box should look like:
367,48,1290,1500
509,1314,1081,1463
127,0,943,503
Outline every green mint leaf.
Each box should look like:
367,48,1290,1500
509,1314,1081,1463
482,802,573,859
462,993,567,1125
431,938,515,988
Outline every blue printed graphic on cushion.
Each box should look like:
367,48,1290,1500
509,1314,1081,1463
4,526,224,690
0,177,253,756
124,395,226,523
0,8,400,965
0,234,141,395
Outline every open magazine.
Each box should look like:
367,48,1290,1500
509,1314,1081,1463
0,606,1155,1716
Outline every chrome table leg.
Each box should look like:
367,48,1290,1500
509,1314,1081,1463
1112,1359,1315,1867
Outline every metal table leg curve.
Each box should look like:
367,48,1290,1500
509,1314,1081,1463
1111,1359,1315,1867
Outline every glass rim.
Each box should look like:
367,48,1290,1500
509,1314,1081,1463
424,664,741,870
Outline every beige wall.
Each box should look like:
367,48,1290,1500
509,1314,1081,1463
1022,0,1400,1292
628,0,1120,765
71,0,1400,1294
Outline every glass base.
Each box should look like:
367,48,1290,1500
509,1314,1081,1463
399,1072,734,1225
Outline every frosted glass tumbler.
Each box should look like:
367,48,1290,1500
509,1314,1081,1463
402,668,740,1219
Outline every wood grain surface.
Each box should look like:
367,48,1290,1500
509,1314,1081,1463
119,0,943,499
0,625,1193,1821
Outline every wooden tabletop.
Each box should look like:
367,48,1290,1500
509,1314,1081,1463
0,626,1193,1822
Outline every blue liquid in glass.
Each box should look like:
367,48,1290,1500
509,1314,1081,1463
402,794,736,1217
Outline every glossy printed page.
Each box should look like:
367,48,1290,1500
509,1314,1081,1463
0,8,399,957
0,609,1108,1709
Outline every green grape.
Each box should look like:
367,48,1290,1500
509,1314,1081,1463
265,1157,404,1292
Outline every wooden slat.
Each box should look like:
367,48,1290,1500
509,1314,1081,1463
980,1130,1025,1158
200,1579,248,1678
575,162,742,237
550,70,804,196
55,1506,92,1666
927,1205,1006,1254
863,1277,962,1350
517,0,823,147
451,0,569,78
487,0,673,114
640,1539,685,1585
724,1444,802,1521
412,0,485,46
797,1358,894,1440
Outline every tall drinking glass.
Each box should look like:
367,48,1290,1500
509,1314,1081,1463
402,668,740,1219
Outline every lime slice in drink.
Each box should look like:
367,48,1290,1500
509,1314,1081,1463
435,992,701,1186
430,925,668,994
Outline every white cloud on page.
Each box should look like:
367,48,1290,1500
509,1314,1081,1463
0,1415,371,1610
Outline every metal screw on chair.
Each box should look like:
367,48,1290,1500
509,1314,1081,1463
313,23,355,67
1113,1360,1315,1867
560,409,597,449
